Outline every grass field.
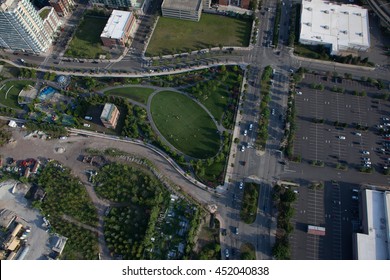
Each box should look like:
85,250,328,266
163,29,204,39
104,87,155,104
150,91,220,158
0,80,34,109
146,14,252,56
65,16,108,59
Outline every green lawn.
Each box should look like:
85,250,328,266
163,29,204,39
65,16,108,59
146,14,252,56
0,80,34,109
104,87,155,104
150,91,220,158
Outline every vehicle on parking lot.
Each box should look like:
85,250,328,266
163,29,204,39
271,108,275,115
362,150,370,155
355,132,362,136
296,91,303,95
83,123,91,128
234,227,239,235
239,182,244,189
225,249,229,258
338,136,346,140
378,148,386,154
59,136,67,140
241,145,245,152
244,130,248,136
382,117,390,121
249,123,253,130
362,157,370,161
352,196,359,200
84,116,92,120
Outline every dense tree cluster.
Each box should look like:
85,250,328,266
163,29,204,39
240,183,260,224
272,185,297,260
94,162,165,204
36,162,98,227
53,219,99,260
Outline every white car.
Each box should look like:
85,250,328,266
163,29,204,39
271,109,275,115
362,150,370,155
84,116,92,120
249,123,253,131
362,157,370,161
296,91,303,95
239,182,244,189
59,136,67,140
338,136,346,140
244,130,248,136
241,146,245,152
355,132,362,136
225,249,229,258
83,123,91,128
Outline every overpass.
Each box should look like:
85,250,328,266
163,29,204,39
367,0,390,28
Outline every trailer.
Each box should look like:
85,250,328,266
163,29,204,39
307,225,326,236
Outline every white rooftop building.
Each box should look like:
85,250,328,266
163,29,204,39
299,0,370,55
100,10,136,47
353,189,390,260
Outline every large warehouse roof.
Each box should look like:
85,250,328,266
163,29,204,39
355,190,389,260
300,0,370,54
161,0,201,11
101,10,132,40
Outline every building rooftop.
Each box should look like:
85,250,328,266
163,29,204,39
162,0,202,11
101,10,132,40
100,103,117,121
356,189,389,260
300,0,370,54
0,209,16,229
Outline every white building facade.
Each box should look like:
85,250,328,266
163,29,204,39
299,0,370,55
0,0,54,53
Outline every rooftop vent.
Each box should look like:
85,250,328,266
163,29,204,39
322,25,329,29
356,32,363,36
321,10,329,14
305,22,312,26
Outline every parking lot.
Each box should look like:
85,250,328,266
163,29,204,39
283,72,389,259
293,73,390,176
289,180,360,260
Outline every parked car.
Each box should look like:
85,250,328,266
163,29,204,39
239,182,244,189
83,123,91,128
362,150,370,155
84,116,92,120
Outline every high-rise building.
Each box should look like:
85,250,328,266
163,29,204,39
49,0,74,17
39,6,61,35
0,0,55,53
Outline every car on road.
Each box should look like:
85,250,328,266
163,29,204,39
352,196,359,200
244,129,248,136
362,150,370,155
234,227,239,235
355,132,362,136
249,123,253,130
225,249,230,258
338,136,346,140
59,136,67,140
239,182,244,189
271,108,275,115
296,91,303,95
241,145,245,152
84,116,92,120
83,123,91,128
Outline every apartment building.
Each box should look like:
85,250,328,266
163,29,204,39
0,0,55,53
49,0,74,17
